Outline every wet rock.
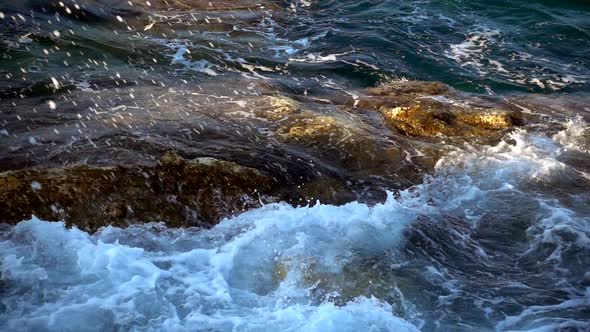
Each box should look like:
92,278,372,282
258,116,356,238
0,152,280,232
296,178,356,205
277,114,408,176
456,110,524,130
280,115,342,140
30,0,141,21
0,78,74,98
381,105,522,138
104,0,283,11
31,0,282,22
160,0,283,11
382,106,458,137
0,79,534,227
354,81,523,138
357,81,450,110
364,80,449,97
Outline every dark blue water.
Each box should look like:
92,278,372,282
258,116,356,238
1,0,589,94
281,0,590,93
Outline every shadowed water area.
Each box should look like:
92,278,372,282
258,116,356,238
0,1,589,331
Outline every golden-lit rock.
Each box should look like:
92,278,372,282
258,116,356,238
364,80,449,97
278,114,406,175
456,110,523,130
280,116,341,139
382,106,457,137
355,81,523,138
381,105,522,138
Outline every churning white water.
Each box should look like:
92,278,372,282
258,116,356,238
0,197,421,331
1,120,589,332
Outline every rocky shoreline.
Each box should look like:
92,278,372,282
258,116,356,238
1,78,535,231
1,0,585,232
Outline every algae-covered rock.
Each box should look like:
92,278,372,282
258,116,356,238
0,79,533,230
381,106,458,137
355,81,524,138
456,110,524,130
364,81,449,97
277,114,406,175
0,152,279,231
381,105,522,138
280,115,342,140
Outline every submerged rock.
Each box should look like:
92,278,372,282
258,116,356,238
357,81,450,110
272,254,404,309
296,178,356,205
0,152,280,231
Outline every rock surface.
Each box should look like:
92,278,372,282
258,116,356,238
0,152,280,231
277,113,407,176
356,81,524,138
381,105,522,138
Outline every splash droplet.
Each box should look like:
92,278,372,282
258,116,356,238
50,77,60,90
31,181,42,191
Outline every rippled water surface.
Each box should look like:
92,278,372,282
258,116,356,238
2,0,589,92
1,1,590,331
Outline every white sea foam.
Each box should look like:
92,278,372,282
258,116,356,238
445,27,502,74
168,45,219,76
0,194,422,332
288,52,352,64
553,115,589,153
